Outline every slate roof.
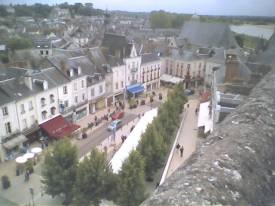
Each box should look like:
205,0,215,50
250,31,275,67
101,33,134,58
88,47,107,68
141,53,160,64
0,67,70,106
101,33,128,51
178,20,238,49
106,55,124,67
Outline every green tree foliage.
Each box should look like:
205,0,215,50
42,139,78,206
0,6,8,17
14,4,52,18
150,10,185,29
137,83,186,179
117,151,147,206
74,148,116,206
7,37,33,51
138,124,166,180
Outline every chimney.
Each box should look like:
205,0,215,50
24,76,33,90
224,51,240,82
43,80,48,90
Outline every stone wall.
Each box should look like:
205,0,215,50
141,68,275,206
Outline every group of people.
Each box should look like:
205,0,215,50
176,143,184,157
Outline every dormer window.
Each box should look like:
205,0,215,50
41,98,46,107
50,94,55,103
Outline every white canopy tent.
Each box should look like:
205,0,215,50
197,101,213,134
110,108,158,174
160,74,184,84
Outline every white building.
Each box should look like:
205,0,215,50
140,53,161,91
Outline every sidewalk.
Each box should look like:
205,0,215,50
166,99,199,178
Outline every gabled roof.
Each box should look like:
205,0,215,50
250,32,275,67
0,67,70,106
141,53,160,65
178,20,238,49
88,47,107,68
101,33,128,51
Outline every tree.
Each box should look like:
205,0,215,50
7,37,32,51
42,139,78,206
117,151,147,206
138,124,166,180
74,148,116,206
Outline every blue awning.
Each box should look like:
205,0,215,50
127,84,144,94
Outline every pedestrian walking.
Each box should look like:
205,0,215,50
180,146,184,157
195,108,198,115
187,103,189,108
176,143,180,150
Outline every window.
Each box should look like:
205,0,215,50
40,50,43,55
132,62,135,68
91,88,95,97
187,64,191,69
42,111,47,120
20,104,25,114
50,94,55,103
74,82,77,91
82,93,85,101
22,119,27,129
5,122,12,134
46,50,49,55
75,96,78,104
121,81,124,88
63,86,68,94
81,80,85,88
99,85,103,93
31,115,36,124
41,98,46,107
2,106,8,116
64,100,69,108
29,101,33,111
50,107,56,115
116,82,118,90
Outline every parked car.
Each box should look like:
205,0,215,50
107,119,123,131
111,111,124,120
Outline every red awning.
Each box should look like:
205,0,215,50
40,115,80,139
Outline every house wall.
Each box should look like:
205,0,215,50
112,65,126,95
0,102,20,161
141,60,161,91
16,96,37,131
125,56,142,86
57,82,73,113
71,76,87,107
34,88,59,124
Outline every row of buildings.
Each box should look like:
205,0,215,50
0,33,162,161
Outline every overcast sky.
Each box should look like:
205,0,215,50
1,0,275,16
